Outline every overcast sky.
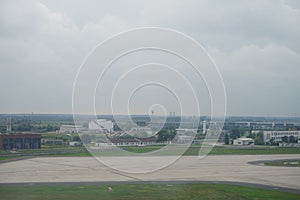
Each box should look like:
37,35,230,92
0,0,300,117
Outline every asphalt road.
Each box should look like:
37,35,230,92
0,154,299,191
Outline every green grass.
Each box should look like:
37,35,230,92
0,183,299,200
1,145,299,157
264,160,300,167
119,145,300,156
77,145,300,156
0,146,88,157
187,145,300,155
120,145,166,153
38,152,91,157
0,155,21,161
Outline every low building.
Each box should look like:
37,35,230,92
89,119,114,133
95,137,157,148
279,143,300,148
262,130,300,143
94,141,113,149
69,141,81,146
59,125,84,133
129,127,152,137
41,138,64,145
0,133,41,150
176,129,197,144
233,137,254,145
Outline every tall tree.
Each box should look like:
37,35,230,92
254,132,264,145
281,136,288,143
289,136,296,143
224,133,229,145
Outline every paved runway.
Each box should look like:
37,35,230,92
0,154,299,190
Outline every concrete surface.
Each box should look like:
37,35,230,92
0,154,299,190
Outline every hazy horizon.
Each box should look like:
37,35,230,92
0,112,299,119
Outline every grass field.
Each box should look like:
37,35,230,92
0,183,299,200
189,145,300,155
264,159,300,167
0,155,21,161
1,145,300,160
120,145,300,155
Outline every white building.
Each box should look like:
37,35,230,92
176,129,197,144
129,127,152,137
59,125,84,133
202,121,207,134
69,141,81,146
233,137,254,145
89,119,114,133
94,138,157,148
41,138,64,145
263,130,300,143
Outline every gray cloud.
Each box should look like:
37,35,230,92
0,0,299,116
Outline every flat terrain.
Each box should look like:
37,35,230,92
264,159,300,167
0,154,300,191
1,183,299,200
1,145,300,159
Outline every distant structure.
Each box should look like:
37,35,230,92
169,112,175,117
225,120,296,130
233,137,254,146
6,118,12,133
95,137,157,148
59,125,84,133
148,116,181,130
41,138,64,145
0,133,41,150
176,129,197,144
89,119,113,133
129,126,152,138
202,120,207,134
69,141,81,147
260,130,300,143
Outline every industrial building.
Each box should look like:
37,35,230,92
233,137,254,145
59,125,84,133
89,119,114,133
0,133,41,150
262,130,300,143
95,137,157,148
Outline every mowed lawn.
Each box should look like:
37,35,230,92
1,145,300,160
0,183,299,200
186,145,300,155
0,156,21,161
120,145,300,155
264,159,300,167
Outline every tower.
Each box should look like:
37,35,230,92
202,120,206,134
7,118,12,133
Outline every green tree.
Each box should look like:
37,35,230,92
248,132,255,139
230,128,241,139
269,137,276,145
224,133,229,145
254,132,264,145
289,136,296,143
73,135,81,141
46,124,59,132
281,136,288,143
157,130,176,142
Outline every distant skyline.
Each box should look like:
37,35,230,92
1,0,300,117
